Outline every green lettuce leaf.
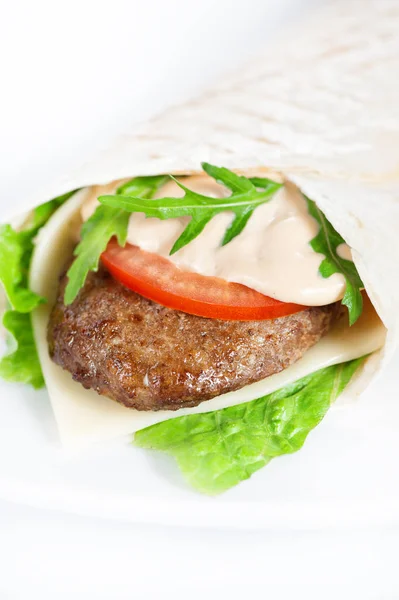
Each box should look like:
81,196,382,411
134,357,365,494
0,311,44,389
305,196,364,325
64,175,169,305
0,190,76,387
0,190,77,313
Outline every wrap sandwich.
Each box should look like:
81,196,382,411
0,0,398,494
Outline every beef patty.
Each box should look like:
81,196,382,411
48,266,339,411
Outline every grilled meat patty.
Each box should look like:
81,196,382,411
48,266,339,411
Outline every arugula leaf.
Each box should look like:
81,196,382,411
98,163,282,255
64,176,168,305
134,357,365,495
64,206,130,305
117,175,169,197
0,311,44,389
202,163,254,193
0,190,76,388
305,197,364,325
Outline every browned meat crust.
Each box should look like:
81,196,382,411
48,267,338,411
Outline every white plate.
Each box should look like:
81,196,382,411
1,350,399,530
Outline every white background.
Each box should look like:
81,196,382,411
1,0,399,598
1,497,399,599
0,0,318,208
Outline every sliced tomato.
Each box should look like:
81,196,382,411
101,239,307,321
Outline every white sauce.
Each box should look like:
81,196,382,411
82,175,352,306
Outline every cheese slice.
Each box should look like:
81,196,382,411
30,190,386,450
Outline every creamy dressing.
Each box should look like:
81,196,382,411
81,175,351,306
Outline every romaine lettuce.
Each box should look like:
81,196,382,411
0,191,76,387
135,357,365,494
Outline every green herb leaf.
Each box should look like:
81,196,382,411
134,357,365,495
0,225,43,313
64,206,130,305
98,163,282,255
116,175,169,197
305,197,364,325
64,176,167,305
0,190,77,388
201,162,254,193
0,310,44,389
0,190,77,314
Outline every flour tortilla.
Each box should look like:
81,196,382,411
4,0,399,446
